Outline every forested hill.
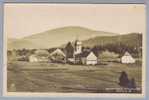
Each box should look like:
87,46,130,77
83,33,142,48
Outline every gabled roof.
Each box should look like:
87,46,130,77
87,51,97,59
50,48,66,57
123,51,131,56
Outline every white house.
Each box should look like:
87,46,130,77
29,49,50,62
79,51,98,65
121,52,135,64
29,55,38,62
86,51,98,65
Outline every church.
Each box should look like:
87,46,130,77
65,39,98,65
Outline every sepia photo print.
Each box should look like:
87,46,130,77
4,4,146,97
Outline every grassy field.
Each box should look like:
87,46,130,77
7,61,142,93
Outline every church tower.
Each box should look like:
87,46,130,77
74,39,82,55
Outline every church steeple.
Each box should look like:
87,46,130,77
74,39,82,55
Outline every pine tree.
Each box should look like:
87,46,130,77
119,71,130,88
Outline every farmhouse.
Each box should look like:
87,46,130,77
79,51,98,65
50,48,66,63
29,49,49,62
86,51,98,65
121,51,135,64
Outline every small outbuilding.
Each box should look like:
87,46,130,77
121,52,135,64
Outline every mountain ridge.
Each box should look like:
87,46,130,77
7,26,121,50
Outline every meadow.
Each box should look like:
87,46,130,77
7,61,142,93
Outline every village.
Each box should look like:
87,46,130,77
7,38,141,93
7,34,142,93
26,39,136,65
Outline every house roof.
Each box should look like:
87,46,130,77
123,51,131,56
87,51,97,59
50,48,66,57
121,51,135,60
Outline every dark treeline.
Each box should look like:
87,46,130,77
90,43,142,57
8,42,142,58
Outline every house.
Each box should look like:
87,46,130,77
86,51,98,65
81,51,98,65
121,52,135,64
29,49,49,62
75,51,98,65
29,54,38,62
50,48,66,63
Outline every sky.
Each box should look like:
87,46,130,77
4,4,146,39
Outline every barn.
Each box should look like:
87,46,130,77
50,48,66,63
121,52,135,64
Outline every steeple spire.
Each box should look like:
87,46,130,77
74,35,82,55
